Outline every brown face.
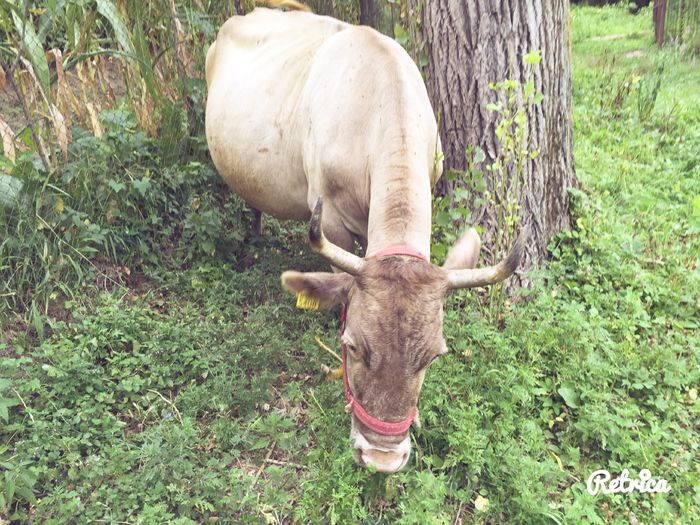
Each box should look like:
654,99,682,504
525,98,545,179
344,258,449,471
282,257,449,472
282,198,525,472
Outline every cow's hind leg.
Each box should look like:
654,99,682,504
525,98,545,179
251,208,262,235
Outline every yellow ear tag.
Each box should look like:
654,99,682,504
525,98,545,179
296,291,320,310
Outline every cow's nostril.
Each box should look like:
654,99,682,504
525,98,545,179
359,448,409,473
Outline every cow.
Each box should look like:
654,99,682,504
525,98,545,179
205,2,525,473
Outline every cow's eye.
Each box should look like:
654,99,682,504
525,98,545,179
343,338,358,355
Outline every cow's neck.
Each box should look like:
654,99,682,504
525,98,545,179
366,162,433,258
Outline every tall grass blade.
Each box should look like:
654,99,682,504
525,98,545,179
37,0,68,42
130,12,159,99
11,9,50,97
96,0,136,56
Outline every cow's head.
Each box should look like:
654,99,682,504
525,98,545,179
281,198,526,473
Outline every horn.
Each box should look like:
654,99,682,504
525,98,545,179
445,227,528,289
309,197,365,275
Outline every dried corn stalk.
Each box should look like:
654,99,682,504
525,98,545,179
0,117,16,166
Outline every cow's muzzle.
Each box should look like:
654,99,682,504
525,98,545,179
351,423,411,473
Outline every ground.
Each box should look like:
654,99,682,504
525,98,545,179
1,4,699,524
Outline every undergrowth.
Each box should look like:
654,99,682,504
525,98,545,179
0,107,249,326
1,4,699,524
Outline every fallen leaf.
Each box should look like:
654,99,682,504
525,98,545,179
474,494,490,512
550,451,564,471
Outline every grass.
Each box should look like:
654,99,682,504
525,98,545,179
1,3,699,524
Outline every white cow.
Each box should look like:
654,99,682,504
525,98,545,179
206,4,524,473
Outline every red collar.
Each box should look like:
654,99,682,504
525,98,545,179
339,243,424,436
371,244,428,261
341,341,418,436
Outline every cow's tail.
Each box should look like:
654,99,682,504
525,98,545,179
264,0,311,12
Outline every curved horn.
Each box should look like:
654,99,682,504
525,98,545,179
446,227,528,289
309,197,365,275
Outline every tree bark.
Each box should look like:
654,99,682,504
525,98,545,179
359,0,375,27
423,0,576,278
314,0,334,17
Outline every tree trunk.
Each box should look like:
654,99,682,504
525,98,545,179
359,0,375,27
423,1,576,277
314,0,334,17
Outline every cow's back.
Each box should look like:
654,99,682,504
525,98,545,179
205,8,441,246
205,8,348,220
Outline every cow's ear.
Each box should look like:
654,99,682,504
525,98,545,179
442,228,481,270
281,271,353,308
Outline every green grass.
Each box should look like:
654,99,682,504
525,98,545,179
2,4,699,524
